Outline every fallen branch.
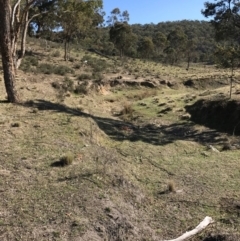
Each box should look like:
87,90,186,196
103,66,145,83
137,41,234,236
162,216,214,241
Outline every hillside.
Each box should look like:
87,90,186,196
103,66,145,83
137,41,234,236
0,37,240,241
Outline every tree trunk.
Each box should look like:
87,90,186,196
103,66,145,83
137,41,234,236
64,40,68,61
0,0,20,103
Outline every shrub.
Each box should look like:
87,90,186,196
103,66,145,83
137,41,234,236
54,65,74,76
19,56,38,72
92,72,103,81
74,63,81,69
167,180,176,193
51,81,61,89
78,73,91,81
74,81,88,95
69,57,75,62
120,103,134,115
59,153,74,166
38,63,55,74
62,76,74,92
51,50,61,57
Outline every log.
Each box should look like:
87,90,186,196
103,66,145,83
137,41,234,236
162,216,214,241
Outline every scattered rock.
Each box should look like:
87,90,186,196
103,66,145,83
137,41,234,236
180,113,191,120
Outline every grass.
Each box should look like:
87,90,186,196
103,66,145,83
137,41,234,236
1,38,240,240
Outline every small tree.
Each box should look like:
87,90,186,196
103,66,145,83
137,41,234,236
57,0,103,61
214,43,240,98
164,27,187,64
109,22,136,58
185,38,197,70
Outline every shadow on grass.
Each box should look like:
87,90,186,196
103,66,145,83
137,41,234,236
22,99,225,146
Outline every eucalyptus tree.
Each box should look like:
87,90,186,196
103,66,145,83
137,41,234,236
57,0,103,61
137,37,154,59
152,32,167,56
164,27,187,64
107,8,129,26
0,0,19,102
109,22,137,58
202,0,240,97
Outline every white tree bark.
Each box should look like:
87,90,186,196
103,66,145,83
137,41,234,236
162,216,214,241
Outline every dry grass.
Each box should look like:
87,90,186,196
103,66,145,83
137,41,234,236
0,38,239,240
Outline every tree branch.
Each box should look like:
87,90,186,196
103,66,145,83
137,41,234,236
11,0,22,28
162,216,214,241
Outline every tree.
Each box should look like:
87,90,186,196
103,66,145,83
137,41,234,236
202,0,240,98
0,0,19,102
215,43,240,98
185,38,197,70
57,0,103,61
138,37,154,59
107,8,129,26
202,0,240,42
152,32,167,55
164,27,187,64
109,22,137,58
0,0,56,103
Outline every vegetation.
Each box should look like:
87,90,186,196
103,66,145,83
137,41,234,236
0,1,240,240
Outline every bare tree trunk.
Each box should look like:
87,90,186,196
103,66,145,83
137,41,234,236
0,0,20,103
16,9,29,69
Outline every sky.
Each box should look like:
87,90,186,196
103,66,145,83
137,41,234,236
103,0,208,25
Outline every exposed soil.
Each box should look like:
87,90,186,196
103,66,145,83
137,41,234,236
186,99,240,135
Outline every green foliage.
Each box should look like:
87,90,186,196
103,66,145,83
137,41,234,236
202,0,240,42
55,65,74,75
57,0,103,60
92,72,103,81
107,8,130,26
164,27,187,64
38,63,74,75
62,76,74,92
214,44,240,69
81,55,109,72
37,63,55,74
78,73,92,81
138,37,154,58
109,22,137,57
19,56,39,72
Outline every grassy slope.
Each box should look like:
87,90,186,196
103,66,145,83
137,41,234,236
0,38,240,240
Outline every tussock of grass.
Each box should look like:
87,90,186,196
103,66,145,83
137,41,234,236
59,153,74,166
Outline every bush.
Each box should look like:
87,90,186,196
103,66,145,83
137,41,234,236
54,65,74,76
78,73,91,81
38,63,55,74
19,56,39,72
59,153,74,166
74,81,88,95
74,63,81,69
52,50,61,57
92,72,103,81
81,55,109,73
62,76,74,92
38,63,74,75
51,81,61,89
